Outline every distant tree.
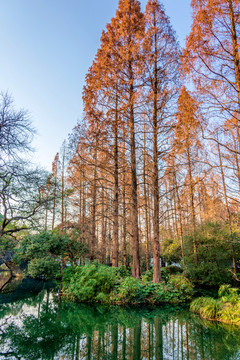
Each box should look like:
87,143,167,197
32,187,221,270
0,92,34,165
0,93,54,250
174,87,203,264
15,230,89,279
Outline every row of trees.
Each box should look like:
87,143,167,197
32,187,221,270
42,0,240,282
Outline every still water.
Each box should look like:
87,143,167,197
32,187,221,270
0,274,240,360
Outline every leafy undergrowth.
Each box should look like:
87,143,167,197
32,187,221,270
62,263,193,305
190,284,240,325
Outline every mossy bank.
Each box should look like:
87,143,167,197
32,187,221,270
190,285,240,326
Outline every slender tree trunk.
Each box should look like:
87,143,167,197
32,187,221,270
128,46,140,278
143,130,150,270
91,142,98,260
217,141,236,274
101,185,106,263
52,177,56,230
122,133,127,267
45,204,48,230
122,326,126,360
152,11,161,283
186,145,198,264
61,146,66,231
147,183,153,266
234,138,240,193
112,92,119,267
82,166,86,240
173,166,185,265
79,175,82,224
228,0,240,106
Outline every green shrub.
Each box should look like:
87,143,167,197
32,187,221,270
152,283,186,304
28,257,59,280
161,268,169,282
168,275,194,300
62,263,119,303
141,269,153,283
115,265,130,278
141,268,169,283
62,264,192,305
218,284,239,303
165,265,183,275
117,276,142,303
15,230,89,280
183,222,238,286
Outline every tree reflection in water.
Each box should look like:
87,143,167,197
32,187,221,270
0,279,240,359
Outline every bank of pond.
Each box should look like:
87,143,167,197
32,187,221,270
61,263,194,305
1,276,240,359
60,263,240,327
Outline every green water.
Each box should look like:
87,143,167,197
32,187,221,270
1,277,240,359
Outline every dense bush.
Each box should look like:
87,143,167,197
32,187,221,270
62,263,119,303
141,268,169,283
62,263,193,305
27,256,59,280
184,222,240,286
165,265,183,275
116,276,142,303
163,222,240,287
114,265,131,278
162,238,182,264
168,275,194,300
190,285,240,325
15,230,89,280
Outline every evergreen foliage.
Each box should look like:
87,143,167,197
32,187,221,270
15,230,89,279
163,222,240,286
62,263,193,305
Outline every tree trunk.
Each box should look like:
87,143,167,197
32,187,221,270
128,47,140,278
112,92,119,267
186,145,198,264
152,11,161,283
91,142,98,260
143,129,150,270
217,140,236,274
173,165,185,265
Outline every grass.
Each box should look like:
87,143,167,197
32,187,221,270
190,285,240,325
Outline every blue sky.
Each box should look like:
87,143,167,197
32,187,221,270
0,0,191,171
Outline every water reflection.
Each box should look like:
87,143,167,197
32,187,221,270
0,278,240,359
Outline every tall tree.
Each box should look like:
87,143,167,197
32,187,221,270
144,0,180,281
108,0,145,277
174,87,203,263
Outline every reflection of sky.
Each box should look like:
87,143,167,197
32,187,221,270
0,291,53,357
0,0,191,172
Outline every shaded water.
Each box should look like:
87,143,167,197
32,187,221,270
0,277,240,359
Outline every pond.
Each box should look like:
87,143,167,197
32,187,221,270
0,276,240,360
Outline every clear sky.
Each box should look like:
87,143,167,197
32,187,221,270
0,0,192,171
